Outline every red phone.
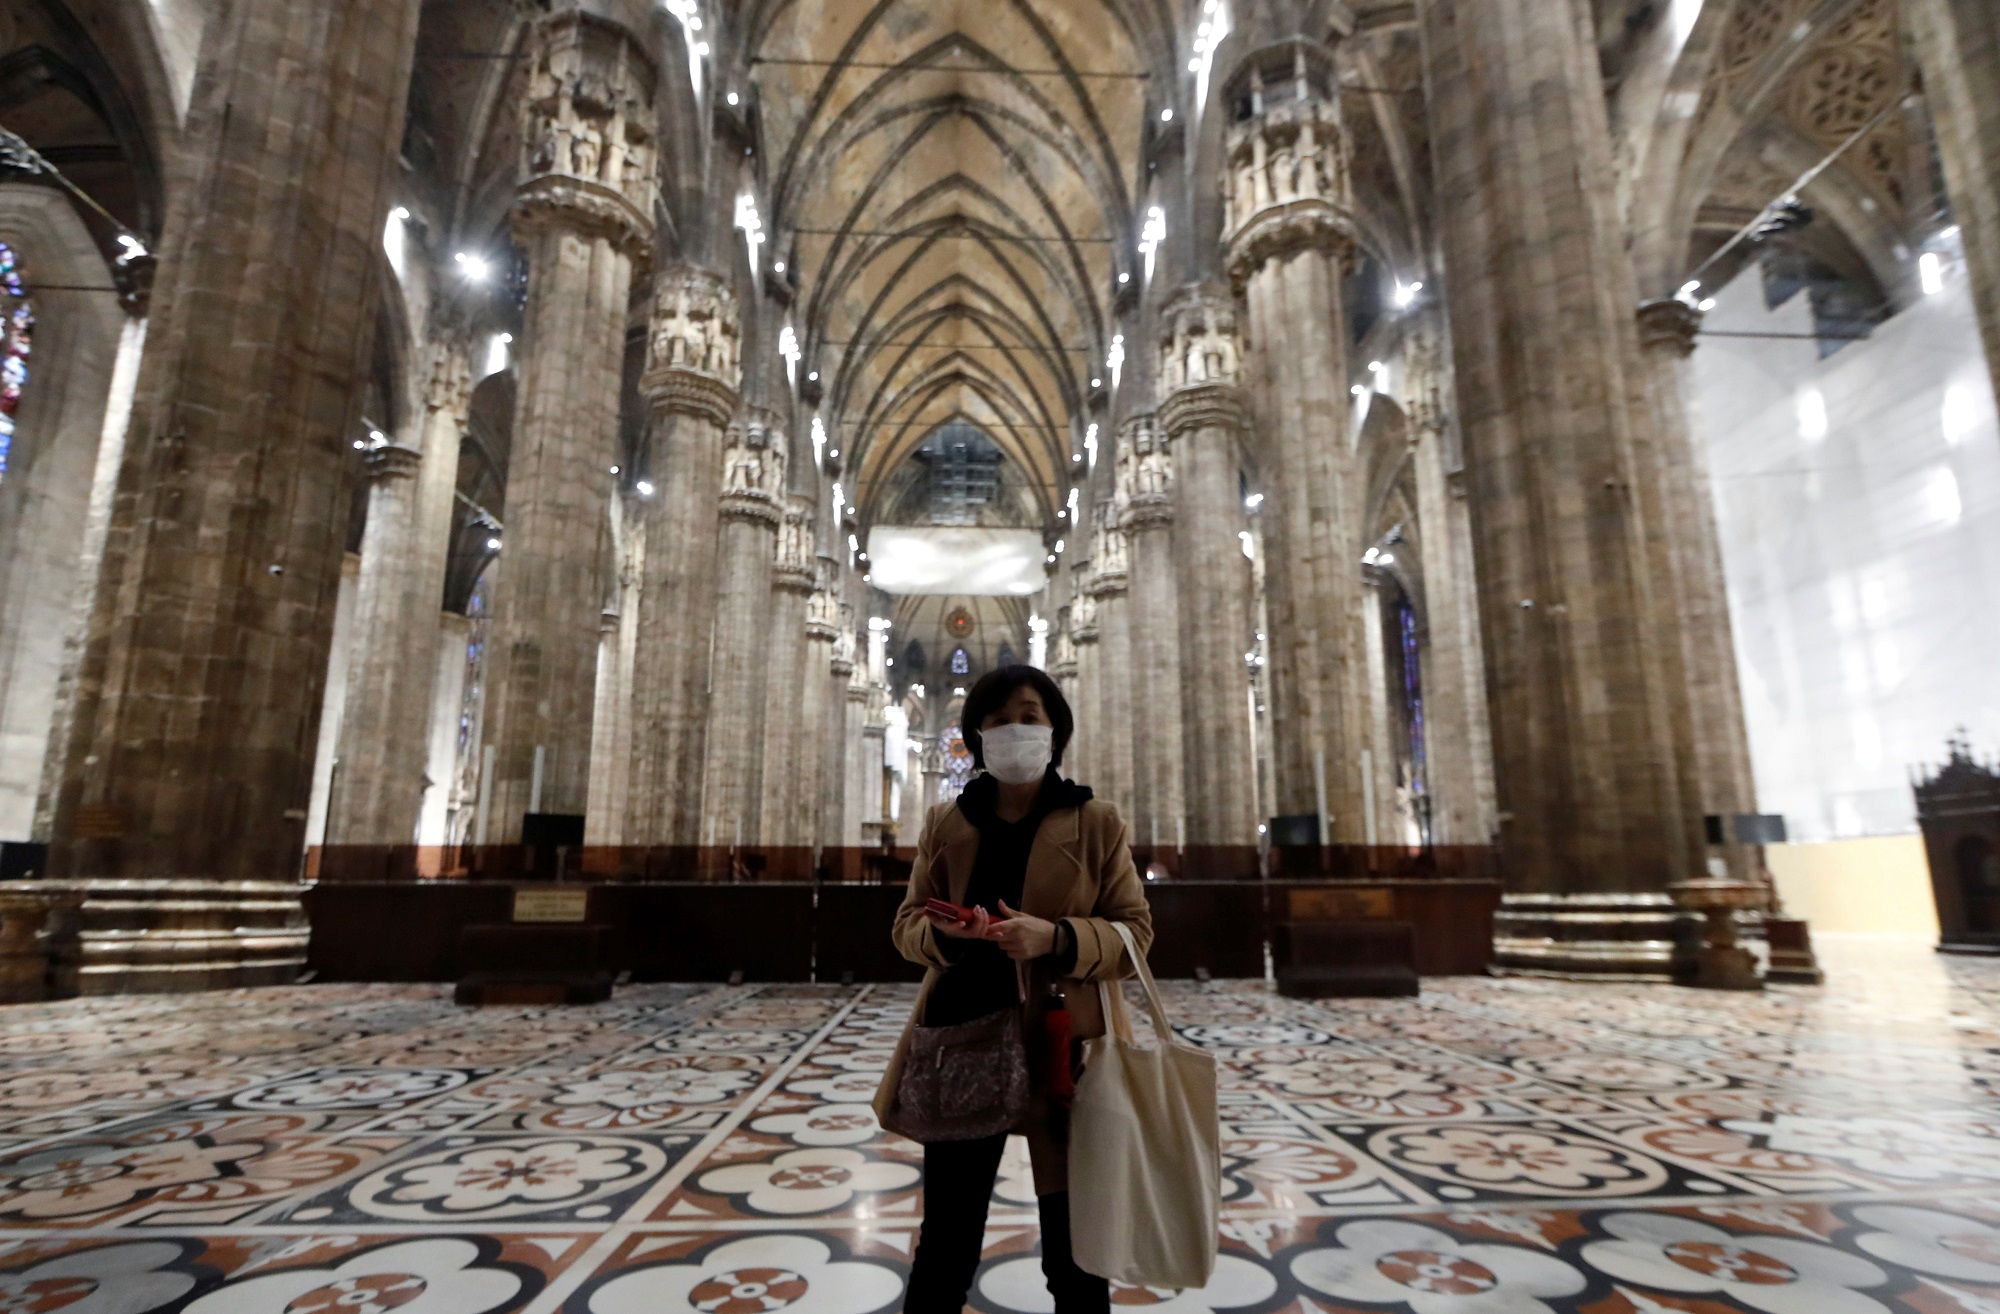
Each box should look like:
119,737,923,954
925,898,981,927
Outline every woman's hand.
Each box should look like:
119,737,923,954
988,901,1057,960
925,905,995,940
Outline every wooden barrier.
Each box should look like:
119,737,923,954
306,875,1500,984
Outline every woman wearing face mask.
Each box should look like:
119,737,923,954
875,665,1153,1314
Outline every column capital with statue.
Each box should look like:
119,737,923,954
641,265,741,426
512,11,658,263
1221,39,1363,292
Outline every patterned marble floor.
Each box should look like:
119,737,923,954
2,935,1999,1313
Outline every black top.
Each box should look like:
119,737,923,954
922,769,1094,1027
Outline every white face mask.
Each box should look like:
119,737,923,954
980,723,1054,785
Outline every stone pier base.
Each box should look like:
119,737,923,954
17,881,308,996
1494,892,1689,981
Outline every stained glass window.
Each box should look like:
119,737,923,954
453,581,492,845
1397,594,1430,844
950,647,970,675
940,725,976,802
0,243,35,485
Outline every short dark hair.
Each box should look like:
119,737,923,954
961,665,1074,769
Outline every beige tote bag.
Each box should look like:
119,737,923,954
1069,920,1221,1288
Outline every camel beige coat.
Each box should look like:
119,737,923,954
872,795,1154,1194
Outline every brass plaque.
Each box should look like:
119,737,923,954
1289,887,1394,921
513,888,589,924
72,806,125,840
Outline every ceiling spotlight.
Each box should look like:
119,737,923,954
1091,378,1103,388
369,429,386,444
391,207,410,221
1369,361,1385,373
829,450,840,459
610,465,621,474
1160,108,1174,122
1698,297,1717,312
454,252,491,282
487,537,503,551
726,91,739,106
774,261,786,273
808,371,819,381
1073,453,1084,462
351,439,366,450
1118,272,1130,284
636,480,657,497
1351,384,1367,396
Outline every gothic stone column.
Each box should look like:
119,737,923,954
1423,0,1702,975
1637,298,1756,881
798,577,839,861
757,496,819,857
701,410,786,850
1070,588,1101,789
329,344,474,845
625,267,740,847
1087,504,1136,825
1405,321,1496,846
1158,289,1260,865
585,488,644,848
1119,415,1187,860
326,443,424,845
49,0,422,882
1223,41,1371,844
832,631,864,854
1908,0,2000,396
481,11,656,839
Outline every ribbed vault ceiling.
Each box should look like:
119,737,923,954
741,0,1175,525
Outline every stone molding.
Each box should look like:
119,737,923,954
363,444,423,482
647,370,739,428
1636,297,1704,358
1159,381,1246,437
1225,197,1362,290
513,174,653,262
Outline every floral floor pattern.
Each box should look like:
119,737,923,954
3,935,2000,1314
